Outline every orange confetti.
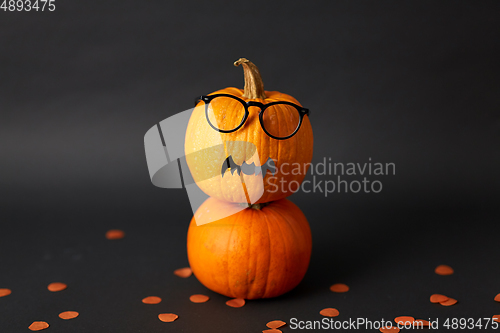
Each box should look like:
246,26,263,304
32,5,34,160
174,267,192,278
226,298,245,308
320,308,339,317
263,330,281,333
142,296,162,304
330,283,349,293
28,321,49,331
430,294,449,303
493,315,500,322
435,264,454,275
189,294,209,303
380,327,400,333
495,294,500,302
0,288,12,297
394,316,415,326
440,297,458,306
58,311,79,320
47,282,67,292
106,229,125,240
158,313,178,322
266,320,286,329
414,319,430,327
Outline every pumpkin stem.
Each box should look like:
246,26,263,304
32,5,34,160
238,202,270,210
249,202,270,210
234,58,267,99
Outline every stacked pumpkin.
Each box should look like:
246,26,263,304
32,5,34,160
185,59,314,299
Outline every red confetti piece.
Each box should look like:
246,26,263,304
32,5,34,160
380,327,400,333
226,298,245,308
47,282,67,292
28,321,49,331
174,267,192,278
158,313,178,322
142,296,162,304
263,330,281,333
414,319,430,327
106,229,125,240
330,283,349,293
59,311,79,320
435,264,454,275
266,320,286,329
0,288,12,297
494,294,500,302
439,297,458,306
319,308,339,317
430,294,449,303
493,315,500,322
189,294,209,303
394,316,415,326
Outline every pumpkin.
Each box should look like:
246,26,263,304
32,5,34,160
187,197,312,299
184,58,313,204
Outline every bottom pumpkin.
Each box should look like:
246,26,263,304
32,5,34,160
187,197,312,299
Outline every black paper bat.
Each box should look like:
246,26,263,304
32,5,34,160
221,156,277,178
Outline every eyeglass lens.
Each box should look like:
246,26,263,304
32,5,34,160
205,96,246,132
261,104,301,138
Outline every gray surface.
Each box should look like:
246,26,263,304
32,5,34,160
1,1,499,332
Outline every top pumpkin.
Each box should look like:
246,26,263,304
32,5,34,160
185,58,313,204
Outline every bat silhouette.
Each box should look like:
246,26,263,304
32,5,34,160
221,156,277,178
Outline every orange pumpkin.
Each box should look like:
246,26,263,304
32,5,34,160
185,58,313,204
187,197,312,299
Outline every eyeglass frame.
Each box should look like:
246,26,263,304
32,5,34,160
194,94,310,140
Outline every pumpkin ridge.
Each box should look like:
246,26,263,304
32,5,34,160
268,205,291,297
246,206,255,298
225,218,237,297
262,209,273,298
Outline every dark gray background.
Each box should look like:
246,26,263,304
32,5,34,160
1,1,499,332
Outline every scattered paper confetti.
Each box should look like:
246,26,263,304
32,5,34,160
414,319,430,327
174,267,192,278
142,296,162,304
320,308,339,317
430,294,449,303
380,327,400,333
494,294,500,302
47,282,67,292
28,321,49,331
435,265,454,276
266,320,286,329
0,288,12,297
158,313,178,322
189,294,209,303
330,283,349,293
226,298,245,308
59,311,79,320
439,297,458,306
394,316,415,326
106,229,125,240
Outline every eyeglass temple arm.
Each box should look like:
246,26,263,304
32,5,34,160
194,96,203,106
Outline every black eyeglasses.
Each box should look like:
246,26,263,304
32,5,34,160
194,94,310,140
